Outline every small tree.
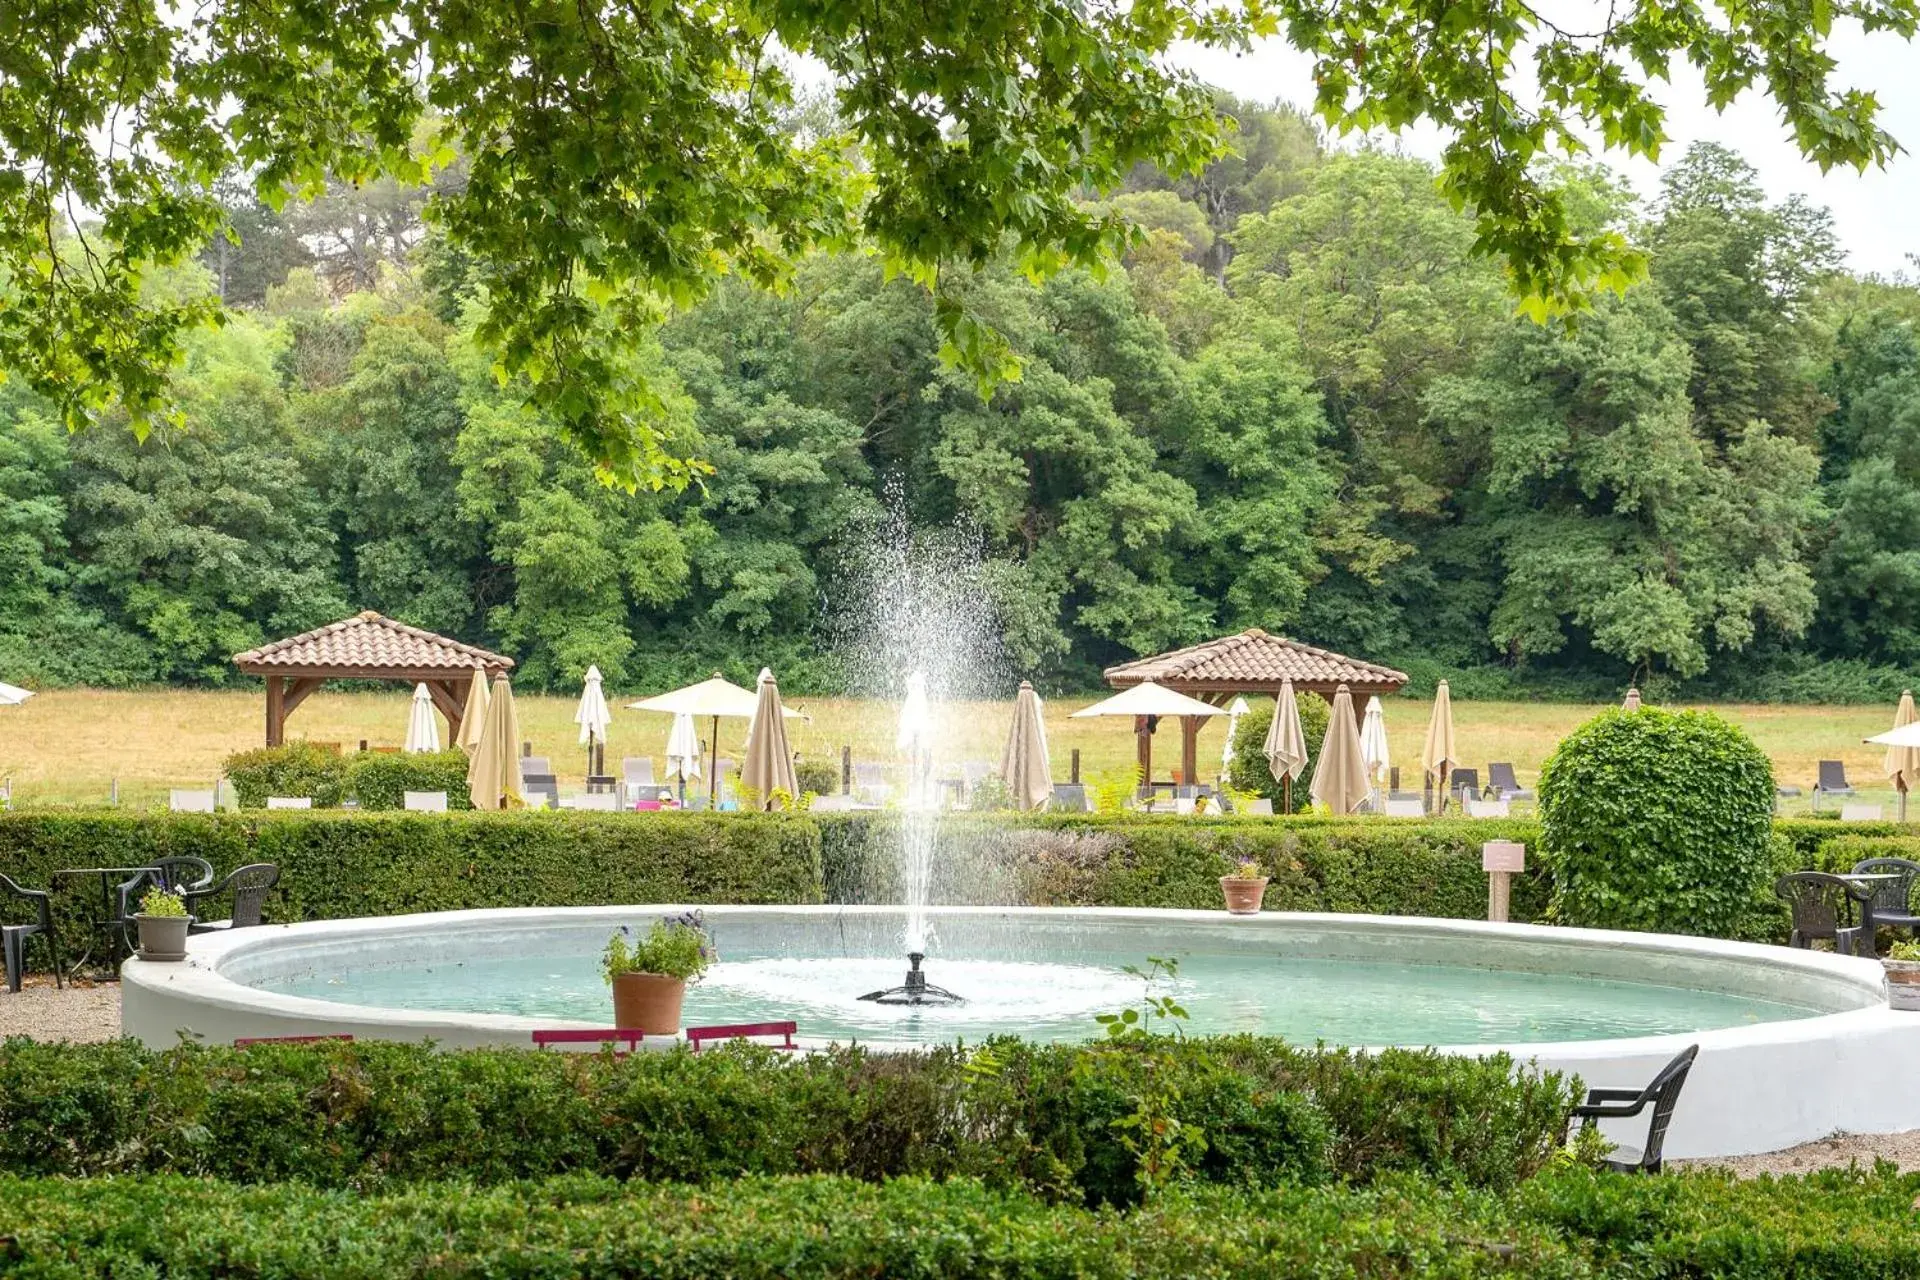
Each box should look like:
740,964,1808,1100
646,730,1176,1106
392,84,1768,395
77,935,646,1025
1228,694,1330,814
1538,708,1774,936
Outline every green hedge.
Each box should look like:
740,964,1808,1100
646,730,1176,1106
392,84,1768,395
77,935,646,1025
0,811,820,956
817,812,1554,921
0,1036,1575,1200
10,1165,1920,1279
343,749,474,810
223,742,351,808
0,1174,1589,1280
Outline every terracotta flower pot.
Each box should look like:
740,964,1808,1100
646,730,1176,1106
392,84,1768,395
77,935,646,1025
611,971,687,1034
135,914,190,961
1884,959,1920,1011
1219,876,1269,915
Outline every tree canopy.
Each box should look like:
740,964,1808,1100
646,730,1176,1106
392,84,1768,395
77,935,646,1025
5,0,1915,486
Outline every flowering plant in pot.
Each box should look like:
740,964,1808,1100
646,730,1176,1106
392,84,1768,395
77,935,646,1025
603,911,715,1034
1885,940,1920,1011
1219,856,1269,915
135,887,191,961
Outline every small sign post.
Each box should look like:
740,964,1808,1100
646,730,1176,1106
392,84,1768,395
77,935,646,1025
1482,840,1525,923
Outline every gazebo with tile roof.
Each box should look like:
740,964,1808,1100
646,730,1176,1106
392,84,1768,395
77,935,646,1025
1102,629,1408,785
234,611,514,747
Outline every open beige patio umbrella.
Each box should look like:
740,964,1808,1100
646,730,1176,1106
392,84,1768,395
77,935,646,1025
1310,683,1370,814
1000,681,1054,811
1421,679,1457,814
1885,690,1919,823
457,667,489,752
1071,681,1223,793
1264,679,1308,812
741,670,798,809
629,672,801,803
465,674,524,810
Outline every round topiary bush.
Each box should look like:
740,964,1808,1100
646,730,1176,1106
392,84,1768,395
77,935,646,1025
1537,707,1775,936
1228,694,1329,813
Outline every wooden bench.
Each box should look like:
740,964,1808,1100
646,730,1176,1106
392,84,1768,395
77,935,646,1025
685,1020,798,1052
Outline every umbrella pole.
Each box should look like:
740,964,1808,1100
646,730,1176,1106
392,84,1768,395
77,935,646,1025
710,714,720,804
1902,779,1909,824
1282,777,1290,814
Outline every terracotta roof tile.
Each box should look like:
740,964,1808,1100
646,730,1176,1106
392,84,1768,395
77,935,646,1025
1104,629,1405,692
233,611,513,674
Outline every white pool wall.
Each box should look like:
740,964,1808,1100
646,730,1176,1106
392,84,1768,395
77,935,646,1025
121,905,1920,1158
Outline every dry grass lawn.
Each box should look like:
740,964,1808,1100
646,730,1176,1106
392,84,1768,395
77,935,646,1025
0,687,1908,812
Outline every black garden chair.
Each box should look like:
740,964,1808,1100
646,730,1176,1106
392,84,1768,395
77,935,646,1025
1813,760,1857,809
151,856,215,894
1850,857,1920,935
0,873,61,994
183,863,281,934
1774,872,1876,956
1569,1044,1699,1173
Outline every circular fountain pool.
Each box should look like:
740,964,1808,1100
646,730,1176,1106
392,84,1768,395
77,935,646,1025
122,905,1919,1158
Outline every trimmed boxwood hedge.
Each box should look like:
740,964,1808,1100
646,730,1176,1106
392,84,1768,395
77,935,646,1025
9,1164,1920,1279
0,1036,1576,1200
0,810,821,956
0,1174,1591,1280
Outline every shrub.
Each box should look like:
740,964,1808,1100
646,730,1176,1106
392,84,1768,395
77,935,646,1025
1228,694,1330,812
794,758,839,796
0,1036,1576,1197
0,1174,1593,1280
1537,708,1775,936
345,749,474,809
0,811,823,958
222,742,349,808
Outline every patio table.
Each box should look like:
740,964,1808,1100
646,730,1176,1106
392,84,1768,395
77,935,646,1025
50,865,157,974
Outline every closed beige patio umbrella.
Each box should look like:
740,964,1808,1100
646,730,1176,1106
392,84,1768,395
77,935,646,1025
465,675,524,810
1000,681,1053,812
458,667,490,752
741,670,799,809
1310,683,1370,814
1264,679,1308,812
1421,679,1457,814
1622,686,1643,712
1887,689,1919,823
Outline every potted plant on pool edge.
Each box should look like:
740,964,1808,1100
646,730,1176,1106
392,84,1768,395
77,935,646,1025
135,887,191,961
604,912,716,1033
1885,940,1920,1011
1220,857,1269,915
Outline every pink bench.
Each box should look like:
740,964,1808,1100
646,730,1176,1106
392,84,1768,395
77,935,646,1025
531,1028,648,1055
685,1020,798,1052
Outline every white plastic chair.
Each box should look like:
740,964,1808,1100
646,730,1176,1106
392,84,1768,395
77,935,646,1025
403,790,449,813
1464,796,1512,818
563,793,619,811
1383,797,1425,818
169,789,216,813
265,797,312,810
1242,798,1274,816
1841,804,1885,822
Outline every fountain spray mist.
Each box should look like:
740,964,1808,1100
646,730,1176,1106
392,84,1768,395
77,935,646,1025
825,484,1007,962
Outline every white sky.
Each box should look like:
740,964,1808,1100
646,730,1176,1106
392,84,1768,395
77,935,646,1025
1173,20,1920,280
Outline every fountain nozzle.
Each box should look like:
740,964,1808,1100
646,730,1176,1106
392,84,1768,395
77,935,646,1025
858,951,965,1006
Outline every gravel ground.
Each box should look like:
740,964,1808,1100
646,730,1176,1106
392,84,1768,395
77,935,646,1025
0,978,120,1042
1675,1131,1920,1177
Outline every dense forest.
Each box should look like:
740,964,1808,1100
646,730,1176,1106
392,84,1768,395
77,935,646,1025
3,99,1918,700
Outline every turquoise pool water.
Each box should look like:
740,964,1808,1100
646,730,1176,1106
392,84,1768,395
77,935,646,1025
257,939,1821,1047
